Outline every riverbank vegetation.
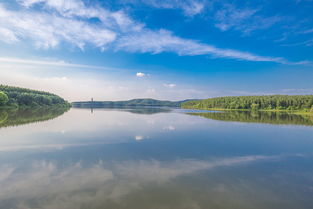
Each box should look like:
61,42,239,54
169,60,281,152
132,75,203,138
182,95,313,113
0,85,70,109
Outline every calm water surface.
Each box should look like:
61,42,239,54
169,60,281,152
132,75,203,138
0,107,313,209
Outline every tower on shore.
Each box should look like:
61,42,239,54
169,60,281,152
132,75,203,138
91,98,94,113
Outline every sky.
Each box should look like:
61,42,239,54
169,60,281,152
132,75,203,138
0,0,313,101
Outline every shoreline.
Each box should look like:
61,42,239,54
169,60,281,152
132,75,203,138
181,107,313,115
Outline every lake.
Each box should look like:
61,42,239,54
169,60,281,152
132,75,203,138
0,107,313,209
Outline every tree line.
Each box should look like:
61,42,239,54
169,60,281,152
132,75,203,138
182,95,313,112
0,85,70,108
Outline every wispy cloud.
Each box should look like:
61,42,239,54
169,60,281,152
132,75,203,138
120,0,206,16
0,57,108,69
298,28,313,34
214,5,258,32
143,0,206,16
132,1,282,35
281,39,313,47
0,0,303,65
117,29,287,63
213,3,281,34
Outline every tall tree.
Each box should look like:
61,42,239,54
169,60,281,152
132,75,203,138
0,91,9,106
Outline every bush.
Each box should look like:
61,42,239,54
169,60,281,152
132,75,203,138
0,91,9,106
250,103,260,110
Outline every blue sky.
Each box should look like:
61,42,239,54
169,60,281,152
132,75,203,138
0,0,312,101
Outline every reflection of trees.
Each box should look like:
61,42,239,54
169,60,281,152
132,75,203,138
0,107,69,128
0,111,8,124
122,107,171,115
78,107,172,115
189,111,313,126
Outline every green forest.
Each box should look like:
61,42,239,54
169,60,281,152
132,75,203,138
0,85,70,108
182,95,313,112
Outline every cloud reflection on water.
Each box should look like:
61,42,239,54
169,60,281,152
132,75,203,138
0,155,274,209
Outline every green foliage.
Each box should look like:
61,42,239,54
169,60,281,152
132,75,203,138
182,95,313,111
250,103,260,110
0,85,70,108
0,91,9,105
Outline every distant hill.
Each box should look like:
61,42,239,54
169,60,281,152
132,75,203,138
72,98,195,108
0,85,70,108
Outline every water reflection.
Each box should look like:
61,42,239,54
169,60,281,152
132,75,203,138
0,148,312,209
0,154,282,209
189,110,313,126
0,108,313,209
77,106,172,115
0,107,69,128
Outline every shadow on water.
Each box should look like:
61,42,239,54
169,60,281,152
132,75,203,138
188,110,313,126
0,107,70,128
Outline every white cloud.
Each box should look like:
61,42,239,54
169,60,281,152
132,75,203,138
136,72,145,77
0,28,19,43
163,83,176,88
0,3,116,49
18,0,135,28
0,0,303,65
117,29,286,63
